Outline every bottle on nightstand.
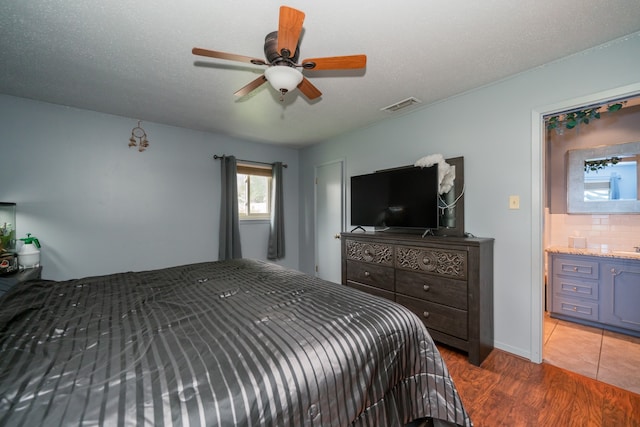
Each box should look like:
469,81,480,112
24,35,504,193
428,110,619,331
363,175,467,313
18,233,41,269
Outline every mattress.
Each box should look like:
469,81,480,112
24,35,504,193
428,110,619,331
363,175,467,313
0,259,471,426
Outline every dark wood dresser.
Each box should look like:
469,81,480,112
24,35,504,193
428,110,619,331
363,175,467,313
341,232,494,366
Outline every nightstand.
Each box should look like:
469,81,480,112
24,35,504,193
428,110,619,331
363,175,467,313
0,267,43,298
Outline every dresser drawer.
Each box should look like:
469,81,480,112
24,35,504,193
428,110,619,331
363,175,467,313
396,269,467,310
552,296,599,322
346,260,394,292
346,281,395,302
553,276,598,300
345,239,394,266
553,257,599,280
395,245,467,280
396,295,468,340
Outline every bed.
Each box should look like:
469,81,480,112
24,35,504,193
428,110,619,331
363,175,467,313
0,258,471,426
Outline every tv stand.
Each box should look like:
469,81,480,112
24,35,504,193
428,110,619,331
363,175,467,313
341,231,494,366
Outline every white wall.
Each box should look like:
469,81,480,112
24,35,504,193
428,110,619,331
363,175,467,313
0,95,300,280
298,32,640,360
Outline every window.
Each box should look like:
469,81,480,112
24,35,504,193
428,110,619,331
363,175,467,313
237,163,272,220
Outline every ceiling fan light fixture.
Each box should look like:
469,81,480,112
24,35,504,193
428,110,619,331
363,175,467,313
192,6,366,101
264,66,303,94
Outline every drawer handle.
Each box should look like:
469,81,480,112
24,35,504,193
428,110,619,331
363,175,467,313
423,284,430,292
422,311,430,318
572,286,577,291
364,271,370,277
573,267,578,272
572,306,577,311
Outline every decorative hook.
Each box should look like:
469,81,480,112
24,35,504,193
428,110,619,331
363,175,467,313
128,120,150,152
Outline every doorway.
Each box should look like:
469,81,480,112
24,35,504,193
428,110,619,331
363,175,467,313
314,159,345,283
533,83,640,394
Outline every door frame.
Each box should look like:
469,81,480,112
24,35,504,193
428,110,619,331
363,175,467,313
530,82,640,363
314,158,346,279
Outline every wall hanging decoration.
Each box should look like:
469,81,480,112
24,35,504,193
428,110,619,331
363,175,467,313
128,121,149,152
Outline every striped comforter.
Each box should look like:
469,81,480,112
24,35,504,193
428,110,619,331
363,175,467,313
0,259,471,426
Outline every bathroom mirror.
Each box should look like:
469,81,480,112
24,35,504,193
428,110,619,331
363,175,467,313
567,141,640,213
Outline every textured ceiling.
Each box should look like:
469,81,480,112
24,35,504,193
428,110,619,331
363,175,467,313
2,1,640,147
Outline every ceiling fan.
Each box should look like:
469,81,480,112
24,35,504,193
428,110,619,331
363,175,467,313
192,6,367,101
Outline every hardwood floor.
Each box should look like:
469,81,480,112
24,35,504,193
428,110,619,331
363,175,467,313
436,344,640,427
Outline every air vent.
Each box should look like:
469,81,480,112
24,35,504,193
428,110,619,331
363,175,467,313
381,97,422,113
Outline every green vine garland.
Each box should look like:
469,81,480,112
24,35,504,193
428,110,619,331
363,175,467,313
547,102,625,132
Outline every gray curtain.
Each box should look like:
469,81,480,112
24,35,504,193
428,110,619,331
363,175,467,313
267,162,285,260
219,156,242,260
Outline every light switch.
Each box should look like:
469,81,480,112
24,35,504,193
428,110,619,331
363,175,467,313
509,195,520,209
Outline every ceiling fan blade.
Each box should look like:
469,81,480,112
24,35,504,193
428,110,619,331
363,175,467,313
301,55,367,71
277,6,305,59
234,75,268,97
297,77,322,100
192,47,267,66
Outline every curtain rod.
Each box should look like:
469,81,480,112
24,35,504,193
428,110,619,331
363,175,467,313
213,154,288,168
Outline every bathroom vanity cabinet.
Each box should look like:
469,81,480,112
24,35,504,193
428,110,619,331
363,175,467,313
548,251,640,336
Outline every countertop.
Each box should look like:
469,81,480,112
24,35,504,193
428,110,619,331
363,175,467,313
546,246,640,261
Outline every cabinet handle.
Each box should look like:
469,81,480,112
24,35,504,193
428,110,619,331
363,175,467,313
572,286,577,291
572,306,577,311
423,284,430,292
573,267,578,272
423,311,430,318
364,271,370,277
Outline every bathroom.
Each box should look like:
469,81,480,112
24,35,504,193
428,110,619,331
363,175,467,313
543,95,640,394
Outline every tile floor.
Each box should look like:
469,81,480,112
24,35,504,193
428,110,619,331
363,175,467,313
543,312,640,395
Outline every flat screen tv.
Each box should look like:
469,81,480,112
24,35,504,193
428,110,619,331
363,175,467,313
350,165,439,230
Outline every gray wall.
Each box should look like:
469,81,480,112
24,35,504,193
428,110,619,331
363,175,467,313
1,95,300,280
298,32,640,360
